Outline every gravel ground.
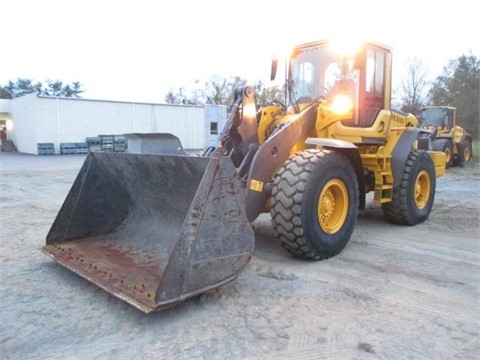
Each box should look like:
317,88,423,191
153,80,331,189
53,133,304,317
0,152,479,360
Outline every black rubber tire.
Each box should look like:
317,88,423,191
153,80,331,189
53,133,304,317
270,149,359,260
432,139,453,168
382,150,436,225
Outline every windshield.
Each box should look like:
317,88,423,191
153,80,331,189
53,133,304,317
289,42,360,103
420,108,451,127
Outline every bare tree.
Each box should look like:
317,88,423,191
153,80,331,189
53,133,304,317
165,76,284,112
399,57,430,115
165,76,246,110
164,87,201,105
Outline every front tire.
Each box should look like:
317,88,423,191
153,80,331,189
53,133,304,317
270,149,359,260
432,139,453,168
382,150,436,225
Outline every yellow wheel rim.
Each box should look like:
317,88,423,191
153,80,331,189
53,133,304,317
464,146,471,162
317,179,348,234
414,170,431,209
445,147,451,164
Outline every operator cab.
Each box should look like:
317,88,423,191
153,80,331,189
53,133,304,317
419,106,455,130
286,39,392,128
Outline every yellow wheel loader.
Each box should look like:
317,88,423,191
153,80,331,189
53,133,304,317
42,39,446,313
419,106,473,167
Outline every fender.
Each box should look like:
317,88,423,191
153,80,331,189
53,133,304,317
391,128,420,186
244,105,318,222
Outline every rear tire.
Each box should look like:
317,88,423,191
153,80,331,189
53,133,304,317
382,150,436,225
432,139,453,168
270,149,359,260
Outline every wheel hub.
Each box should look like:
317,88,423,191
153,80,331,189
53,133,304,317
320,190,335,220
317,179,348,234
414,170,431,209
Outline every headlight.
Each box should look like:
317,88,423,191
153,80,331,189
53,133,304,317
331,94,353,114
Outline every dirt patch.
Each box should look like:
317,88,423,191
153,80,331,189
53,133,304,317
1,153,479,359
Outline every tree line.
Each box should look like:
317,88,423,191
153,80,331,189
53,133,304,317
0,79,85,99
163,75,284,112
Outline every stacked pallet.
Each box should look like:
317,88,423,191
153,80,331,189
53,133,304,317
37,143,54,155
60,143,76,154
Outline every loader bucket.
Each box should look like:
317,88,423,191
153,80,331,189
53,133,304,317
42,152,254,313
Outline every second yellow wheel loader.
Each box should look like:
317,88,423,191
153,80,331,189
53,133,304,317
42,39,446,313
418,106,473,167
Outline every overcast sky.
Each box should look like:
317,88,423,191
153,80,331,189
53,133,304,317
2,0,478,103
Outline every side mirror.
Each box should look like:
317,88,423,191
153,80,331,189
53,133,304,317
270,56,278,81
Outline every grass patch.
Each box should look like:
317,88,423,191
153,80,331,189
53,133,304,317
473,140,480,158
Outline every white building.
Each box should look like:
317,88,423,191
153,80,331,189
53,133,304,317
0,94,227,154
